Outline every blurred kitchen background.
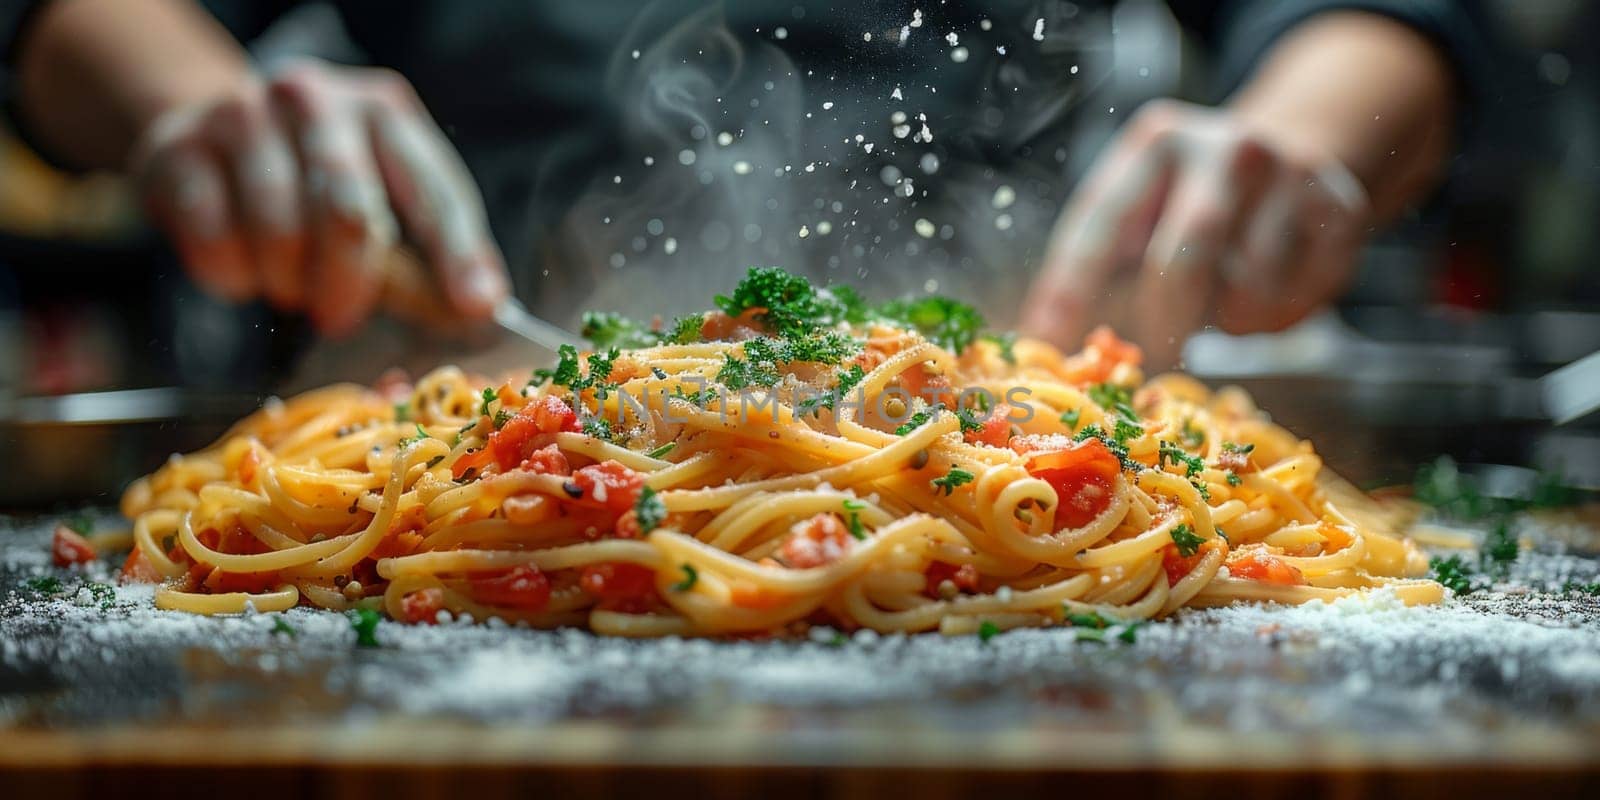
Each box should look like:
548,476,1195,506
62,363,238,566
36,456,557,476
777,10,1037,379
0,0,1597,506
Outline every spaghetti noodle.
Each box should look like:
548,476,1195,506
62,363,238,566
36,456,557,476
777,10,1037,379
116,268,1441,636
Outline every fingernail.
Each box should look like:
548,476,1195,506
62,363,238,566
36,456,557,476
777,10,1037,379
463,265,506,308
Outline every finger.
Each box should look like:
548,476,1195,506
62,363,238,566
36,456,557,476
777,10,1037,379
1020,110,1179,347
204,91,306,310
143,147,255,301
1218,165,1366,334
1132,144,1266,367
365,91,507,320
271,66,394,336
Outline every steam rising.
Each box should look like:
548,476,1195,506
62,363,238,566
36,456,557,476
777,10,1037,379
532,1,1109,330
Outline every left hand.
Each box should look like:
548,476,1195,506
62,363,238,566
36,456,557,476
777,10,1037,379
1019,99,1370,366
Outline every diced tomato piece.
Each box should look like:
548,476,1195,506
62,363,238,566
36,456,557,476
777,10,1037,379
119,546,162,584
520,443,571,475
450,447,494,481
1162,545,1205,587
730,581,789,610
964,402,1016,448
371,530,424,559
923,561,981,598
899,362,957,408
238,447,262,485
467,564,552,610
400,588,445,624
1086,325,1142,367
570,461,646,514
700,308,766,341
205,569,281,594
779,513,853,569
1019,438,1122,529
613,509,644,539
488,396,580,471
51,525,97,566
1227,552,1307,586
579,562,658,612
502,494,555,526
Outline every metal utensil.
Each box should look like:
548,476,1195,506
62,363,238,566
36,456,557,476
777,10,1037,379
380,246,581,352
1540,349,1600,426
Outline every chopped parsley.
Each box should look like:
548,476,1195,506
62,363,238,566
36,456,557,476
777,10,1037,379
646,442,677,459
797,364,866,415
393,402,411,422
1562,580,1600,596
25,575,63,596
1066,610,1111,629
1180,419,1205,447
85,582,116,610
530,345,621,399
493,409,513,429
1065,610,1142,643
580,311,662,349
715,267,858,338
1158,441,1205,477
1087,383,1137,421
931,466,976,496
672,564,698,592
1430,555,1475,595
581,416,617,443
531,344,583,388
716,354,781,390
635,486,668,534
348,608,382,648
977,620,1000,643
1412,455,1578,520
982,331,1017,364
1111,418,1144,445
1072,424,1137,471
1221,441,1255,455
1226,472,1243,487
63,513,93,536
1059,408,1081,431
1169,523,1205,557
843,498,867,540
956,406,986,435
398,423,430,448
894,407,941,436
875,295,986,354
1480,520,1519,578
664,315,704,345
270,617,299,638
479,387,497,418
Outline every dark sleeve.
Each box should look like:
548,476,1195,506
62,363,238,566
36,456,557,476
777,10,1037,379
1198,0,1495,140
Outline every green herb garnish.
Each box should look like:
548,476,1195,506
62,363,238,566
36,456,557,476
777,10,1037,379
977,620,1000,643
349,608,382,648
982,331,1017,364
931,466,976,496
1169,523,1205,557
1430,555,1475,594
672,563,698,592
270,617,299,638
581,311,664,349
895,407,941,436
1158,441,1204,477
635,486,667,534
25,576,63,596
646,442,677,459
1059,408,1081,431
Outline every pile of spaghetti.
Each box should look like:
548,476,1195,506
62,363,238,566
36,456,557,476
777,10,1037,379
112,268,1441,636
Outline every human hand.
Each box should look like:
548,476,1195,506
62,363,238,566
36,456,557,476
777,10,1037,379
1020,99,1370,367
129,59,508,336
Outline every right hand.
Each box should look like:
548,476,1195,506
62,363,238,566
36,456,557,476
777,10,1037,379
129,59,509,336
